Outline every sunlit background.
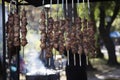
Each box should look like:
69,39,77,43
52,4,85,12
0,0,120,80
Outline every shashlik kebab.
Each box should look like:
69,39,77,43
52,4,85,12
21,8,28,47
75,17,83,66
38,0,96,67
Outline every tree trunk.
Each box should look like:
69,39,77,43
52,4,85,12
96,37,104,58
99,2,120,65
105,36,118,65
89,4,104,58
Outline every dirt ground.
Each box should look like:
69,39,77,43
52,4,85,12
20,64,120,80
60,63,120,80
87,64,120,80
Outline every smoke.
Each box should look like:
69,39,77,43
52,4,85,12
26,49,56,75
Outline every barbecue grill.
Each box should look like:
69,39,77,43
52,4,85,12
26,73,60,80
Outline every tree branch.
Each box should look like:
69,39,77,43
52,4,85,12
99,5,106,34
106,1,120,31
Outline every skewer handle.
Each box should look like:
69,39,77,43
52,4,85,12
55,49,56,60
23,46,24,58
42,0,44,5
79,54,81,66
77,0,79,4
67,50,69,66
74,54,76,66
86,56,89,65
49,58,51,66
72,0,74,23
66,0,68,16
57,0,59,20
87,0,90,15
50,0,52,16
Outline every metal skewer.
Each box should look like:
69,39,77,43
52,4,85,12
55,49,56,60
56,0,59,20
41,0,46,64
74,53,76,66
72,0,74,22
87,0,90,29
87,0,90,15
86,56,89,65
62,0,64,19
66,0,68,17
44,0,51,67
72,0,76,66
48,0,53,67
86,0,91,66
77,0,79,6
82,0,89,65
49,57,51,66
77,0,82,67
79,54,81,66
67,50,69,65
54,0,59,60
50,0,52,17
82,0,85,19
23,46,24,58
66,0,70,66
77,0,79,16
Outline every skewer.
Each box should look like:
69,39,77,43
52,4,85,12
41,0,49,67
77,0,82,67
86,56,89,65
71,0,76,66
54,0,59,60
82,0,89,65
77,0,80,16
72,0,74,22
42,0,45,60
77,0,82,66
79,54,81,66
47,0,53,67
82,0,85,19
54,48,57,60
65,0,70,66
62,0,64,19
56,0,59,20
49,58,51,66
67,50,69,65
62,0,64,17
77,0,79,5
78,45,82,66
77,0,79,17
43,49,45,59
23,46,24,58
9,0,12,13
21,7,28,58
50,0,52,17
87,0,91,28
83,0,85,10
66,0,68,17
42,0,45,13
42,0,44,7
74,53,76,66
83,0,91,66
86,0,91,66
87,0,90,15
40,49,43,59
